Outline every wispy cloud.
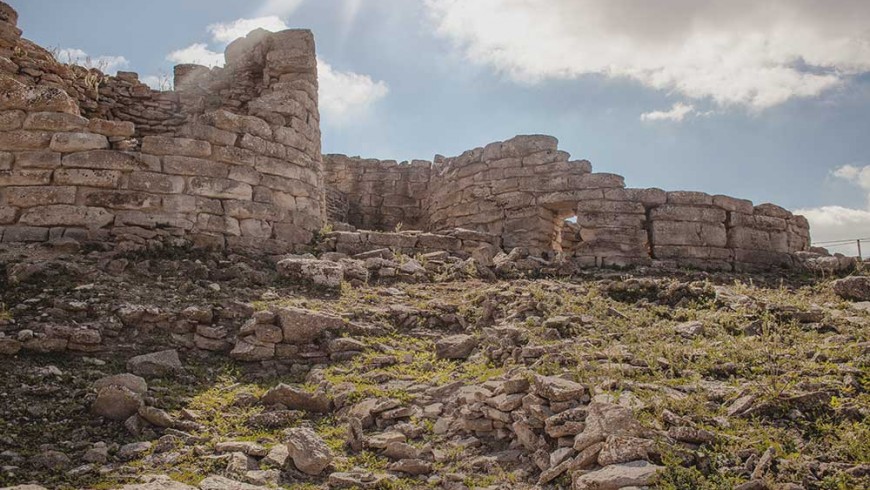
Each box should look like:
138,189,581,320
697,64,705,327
797,163,870,246
425,0,870,111
208,16,290,44
55,48,128,74
166,43,224,68
640,102,695,122
318,59,389,123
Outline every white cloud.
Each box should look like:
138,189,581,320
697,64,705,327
796,163,870,249
257,0,305,17
167,43,225,68
640,102,695,122
424,0,870,110
56,48,129,74
318,59,389,123
208,16,289,44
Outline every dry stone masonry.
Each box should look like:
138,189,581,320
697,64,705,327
0,2,811,271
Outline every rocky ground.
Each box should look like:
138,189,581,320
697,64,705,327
0,241,867,490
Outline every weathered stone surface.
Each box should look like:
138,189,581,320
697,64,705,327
91,385,143,420
435,334,477,359
127,349,182,377
19,205,113,228
832,276,870,301
261,383,331,413
277,258,343,289
572,460,663,490
141,136,211,158
88,119,135,137
23,112,87,131
188,176,253,200
286,427,332,475
62,150,145,170
230,338,275,361
535,375,586,402
275,307,345,345
0,76,78,114
49,132,109,152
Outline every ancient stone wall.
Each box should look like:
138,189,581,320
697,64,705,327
0,1,812,270
323,134,811,271
324,154,430,231
0,4,325,253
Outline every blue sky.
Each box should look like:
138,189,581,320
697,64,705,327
10,0,870,252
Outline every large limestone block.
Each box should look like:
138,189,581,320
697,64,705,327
224,200,285,221
0,110,25,131
712,194,754,214
285,427,332,475
128,171,185,194
199,110,272,139
19,205,114,228
88,119,135,137
23,112,88,132
0,130,52,150
576,213,645,229
249,92,308,120
570,172,626,190
62,150,146,170
14,151,60,169
163,155,228,178
754,203,792,219
604,187,667,205
188,176,253,200
176,124,237,147
141,136,211,158
49,132,109,153
649,204,726,223
54,168,121,188
275,306,345,344
650,221,727,247
728,227,789,252
0,169,52,186
0,76,79,114
576,200,645,215
83,190,161,211
5,186,76,207
126,349,182,377
666,191,712,205
195,214,241,236
498,135,559,158
653,245,732,261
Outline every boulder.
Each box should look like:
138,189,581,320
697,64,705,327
91,385,143,420
286,427,333,475
832,276,870,301
277,257,343,289
275,307,345,345
127,349,182,377
261,383,331,413
435,334,477,359
572,460,663,490
534,374,586,402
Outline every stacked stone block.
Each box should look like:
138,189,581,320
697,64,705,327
571,188,663,267
424,135,620,255
0,4,325,252
324,155,430,231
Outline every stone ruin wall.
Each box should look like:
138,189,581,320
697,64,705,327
0,2,325,254
0,1,811,271
325,134,811,272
